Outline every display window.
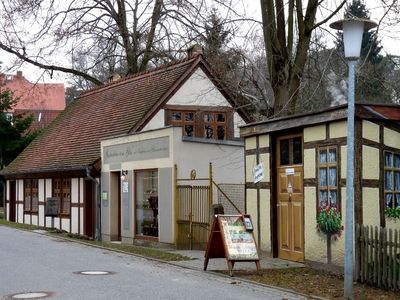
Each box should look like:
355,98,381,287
135,170,159,237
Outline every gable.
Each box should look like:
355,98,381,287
142,67,246,137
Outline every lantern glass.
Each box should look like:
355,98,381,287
342,21,364,59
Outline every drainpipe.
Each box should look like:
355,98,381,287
86,167,101,241
0,180,6,220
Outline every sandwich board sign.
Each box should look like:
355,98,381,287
203,214,260,276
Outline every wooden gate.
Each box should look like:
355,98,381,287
175,164,212,250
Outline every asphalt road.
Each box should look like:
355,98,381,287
0,226,305,300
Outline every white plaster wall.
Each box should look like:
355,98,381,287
174,138,244,184
45,179,52,198
246,155,257,183
362,146,380,180
142,68,246,137
80,208,84,235
246,189,258,246
259,189,271,253
245,136,257,150
71,207,79,233
386,219,400,231
384,127,400,149
24,215,30,224
260,153,270,182
362,187,380,227
304,125,326,142
17,179,23,203
71,178,79,203
362,121,379,143
259,134,270,148
304,187,325,263
330,121,347,138
32,215,38,226
39,206,45,226
304,149,316,179
61,218,70,231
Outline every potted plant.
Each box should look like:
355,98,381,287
385,207,400,220
317,207,343,236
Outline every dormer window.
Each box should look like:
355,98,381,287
5,113,13,124
165,105,233,140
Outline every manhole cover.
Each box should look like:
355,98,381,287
75,271,115,275
7,291,53,299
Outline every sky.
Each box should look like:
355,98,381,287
0,0,398,84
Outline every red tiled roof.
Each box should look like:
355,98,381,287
2,56,203,176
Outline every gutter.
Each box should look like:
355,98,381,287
86,167,101,241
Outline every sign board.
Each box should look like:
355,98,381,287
285,167,295,175
204,215,260,276
45,197,59,217
253,163,264,183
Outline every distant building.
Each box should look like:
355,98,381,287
0,71,65,130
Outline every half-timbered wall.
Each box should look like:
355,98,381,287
361,120,400,231
244,134,271,252
7,177,86,235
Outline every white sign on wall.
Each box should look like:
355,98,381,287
253,163,264,183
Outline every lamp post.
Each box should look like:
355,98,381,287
330,18,377,299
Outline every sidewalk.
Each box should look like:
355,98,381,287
166,249,304,274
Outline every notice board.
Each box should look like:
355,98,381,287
204,215,260,276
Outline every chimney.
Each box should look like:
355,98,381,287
108,73,121,83
187,44,204,58
16,71,22,78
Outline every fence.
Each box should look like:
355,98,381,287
216,183,245,214
356,224,400,291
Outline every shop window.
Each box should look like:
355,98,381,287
166,107,231,140
53,178,71,215
24,179,38,213
318,146,339,210
135,170,158,238
384,151,400,209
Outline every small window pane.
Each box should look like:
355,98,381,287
293,137,302,164
204,112,213,122
320,191,328,209
395,154,400,168
320,150,327,163
172,112,181,121
280,139,289,165
205,125,213,138
217,126,225,140
320,168,327,187
329,167,337,186
385,152,393,167
185,112,194,121
329,149,337,163
216,113,225,122
395,171,400,191
330,191,337,208
385,171,393,190
385,193,393,208
184,125,194,137
396,194,400,208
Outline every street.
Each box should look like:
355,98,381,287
0,226,304,300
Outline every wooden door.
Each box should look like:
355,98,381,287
276,135,304,262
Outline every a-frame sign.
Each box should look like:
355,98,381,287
203,215,261,276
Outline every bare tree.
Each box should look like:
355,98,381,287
0,0,222,86
259,0,347,116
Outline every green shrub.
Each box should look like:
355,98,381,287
385,207,400,219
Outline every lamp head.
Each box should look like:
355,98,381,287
330,18,377,60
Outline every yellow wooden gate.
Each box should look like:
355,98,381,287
175,164,212,250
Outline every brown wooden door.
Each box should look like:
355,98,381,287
9,181,16,222
276,135,304,262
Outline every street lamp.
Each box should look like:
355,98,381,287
330,18,377,299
